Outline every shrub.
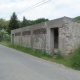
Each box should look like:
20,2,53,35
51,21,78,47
71,46,80,69
0,29,11,42
56,50,62,59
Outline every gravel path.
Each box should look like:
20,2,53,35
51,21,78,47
0,45,80,80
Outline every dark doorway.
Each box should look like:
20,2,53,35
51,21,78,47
50,28,59,55
54,28,58,48
12,34,14,44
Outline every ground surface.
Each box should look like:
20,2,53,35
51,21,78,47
0,45,80,80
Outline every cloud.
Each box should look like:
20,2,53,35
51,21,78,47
0,0,80,20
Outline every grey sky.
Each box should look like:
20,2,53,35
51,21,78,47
0,0,80,20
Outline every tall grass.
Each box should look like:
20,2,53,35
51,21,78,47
5,43,52,58
70,46,80,70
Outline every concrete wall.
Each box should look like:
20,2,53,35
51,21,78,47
20,27,31,48
11,28,22,45
11,17,80,57
11,22,47,52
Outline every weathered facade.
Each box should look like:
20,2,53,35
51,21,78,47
11,17,80,57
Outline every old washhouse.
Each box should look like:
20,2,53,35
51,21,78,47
11,17,80,57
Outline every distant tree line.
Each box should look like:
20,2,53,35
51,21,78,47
0,18,9,30
21,16,48,27
2,12,80,34
74,16,80,20
7,12,49,34
0,12,49,34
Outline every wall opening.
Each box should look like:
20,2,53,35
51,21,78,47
54,28,58,49
12,34,14,44
50,28,59,51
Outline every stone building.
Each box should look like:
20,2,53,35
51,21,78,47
11,17,80,57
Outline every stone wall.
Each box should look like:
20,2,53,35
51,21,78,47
59,20,80,56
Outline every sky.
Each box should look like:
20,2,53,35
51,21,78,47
0,0,80,21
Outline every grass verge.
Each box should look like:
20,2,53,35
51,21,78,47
0,42,80,70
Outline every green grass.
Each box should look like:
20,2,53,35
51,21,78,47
0,42,80,70
70,46,80,70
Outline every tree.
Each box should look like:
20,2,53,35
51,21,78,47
0,18,9,30
35,18,48,24
21,17,49,27
7,12,19,34
0,18,6,26
18,20,22,28
0,29,10,41
74,16,80,20
21,16,29,27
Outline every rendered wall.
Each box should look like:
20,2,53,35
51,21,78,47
11,22,48,52
11,28,22,45
21,27,31,47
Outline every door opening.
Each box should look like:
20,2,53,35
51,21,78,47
12,34,14,44
54,28,58,49
50,28,59,55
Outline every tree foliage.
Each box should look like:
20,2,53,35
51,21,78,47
0,18,8,26
7,12,19,34
1,12,49,32
74,16,80,20
21,17,49,27
0,18,9,30
21,16,29,27
34,18,48,24
0,29,10,41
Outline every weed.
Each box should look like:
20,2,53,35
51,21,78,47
70,46,80,70
56,50,63,59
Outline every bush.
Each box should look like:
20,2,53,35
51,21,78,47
71,46,80,69
56,50,62,59
0,29,11,42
